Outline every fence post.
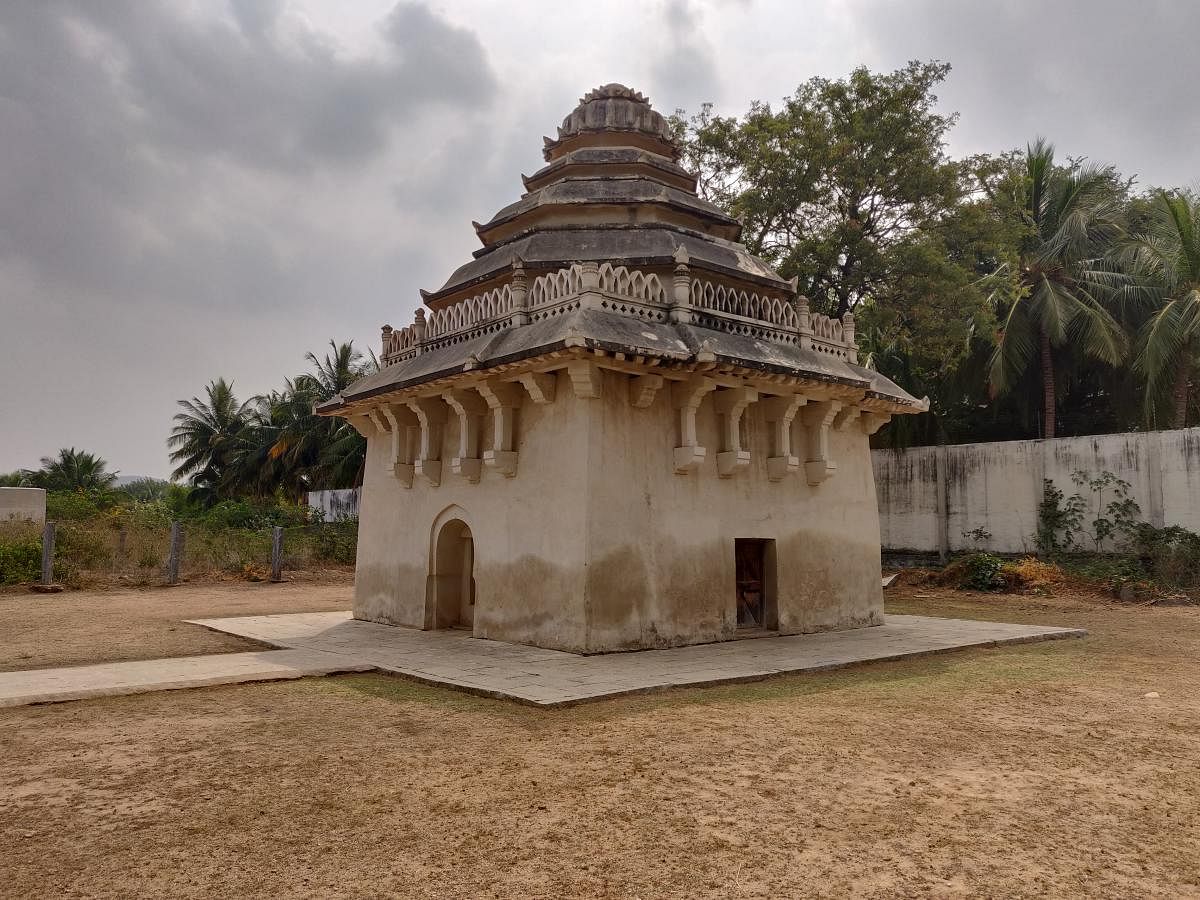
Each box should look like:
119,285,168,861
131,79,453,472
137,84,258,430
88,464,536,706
270,526,284,583
41,521,56,586
166,520,185,586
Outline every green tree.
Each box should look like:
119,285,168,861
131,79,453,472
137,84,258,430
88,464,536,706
0,472,24,487
119,477,172,502
22,448,118,492
676,63,1025,443
676,61,967,319
1122,191,1200,427
987,139,1128,438
168,378,253,504
219,341,373,501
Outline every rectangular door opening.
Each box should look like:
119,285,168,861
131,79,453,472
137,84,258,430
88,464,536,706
735,538,777,631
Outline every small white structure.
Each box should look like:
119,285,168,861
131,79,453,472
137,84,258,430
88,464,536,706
308,488,361,521
0,487,46,524
317,85,926,653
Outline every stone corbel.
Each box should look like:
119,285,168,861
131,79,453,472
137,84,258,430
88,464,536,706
713,386,758,477
832,404,860,432
477,380,523,477
405,396,448,487
367,409,392,473
861,411,892,435
672,375,716,474
630,373,664,409
380,404,418,488
760,394,807,482
517,372,556,405
346,414,375,439
800,400,842,486
566,359,602,399
442,389,489,483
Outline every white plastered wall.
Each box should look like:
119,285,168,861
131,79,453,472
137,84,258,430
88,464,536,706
352,367,887,652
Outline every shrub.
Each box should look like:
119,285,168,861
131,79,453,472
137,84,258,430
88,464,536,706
46,491,103,521
940,552,1006,591
1132,524,1200,590
0,532,41,584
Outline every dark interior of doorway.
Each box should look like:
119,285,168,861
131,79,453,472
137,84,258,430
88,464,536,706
735,538,775,630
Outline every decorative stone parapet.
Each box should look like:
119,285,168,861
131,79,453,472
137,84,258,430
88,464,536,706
380,262,861,368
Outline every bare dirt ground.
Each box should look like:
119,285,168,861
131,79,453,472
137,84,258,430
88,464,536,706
3,584,1200,898
0,575,352,671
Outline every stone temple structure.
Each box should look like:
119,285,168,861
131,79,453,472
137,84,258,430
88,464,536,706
317,84,927,653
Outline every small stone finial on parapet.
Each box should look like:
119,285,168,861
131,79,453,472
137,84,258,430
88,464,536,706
579,260,601,309
510,257,530,326
670,245,693,324
842,311,858,364
381,324,393,361
795,292,813,351
412,308,427,354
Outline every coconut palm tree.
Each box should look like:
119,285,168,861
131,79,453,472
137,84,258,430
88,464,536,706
168,378,253,502
22,448,117,492
988,139,1127,438
223,341,374,500
1121,191,1200,428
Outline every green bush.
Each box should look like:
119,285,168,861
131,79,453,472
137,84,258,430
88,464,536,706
0,535,41,584
959,552,1005,591
311,521,358,565
46,491,103,521
1132,524,1200,589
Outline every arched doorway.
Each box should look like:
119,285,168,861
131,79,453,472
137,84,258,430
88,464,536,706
431,518,475,629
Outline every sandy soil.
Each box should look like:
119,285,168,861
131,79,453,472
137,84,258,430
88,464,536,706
2,585,1200,898
0,576,352,671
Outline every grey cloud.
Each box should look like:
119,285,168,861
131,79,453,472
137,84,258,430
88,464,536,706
853,0,1200,189
0,1,497,300
0,1,500,475
649,0,721,111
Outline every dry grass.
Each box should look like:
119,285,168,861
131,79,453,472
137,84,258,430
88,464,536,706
0,519,355,591
0,576,352,671
2,583,1199,897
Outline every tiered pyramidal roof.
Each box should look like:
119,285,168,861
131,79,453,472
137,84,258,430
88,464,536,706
319,84,925,414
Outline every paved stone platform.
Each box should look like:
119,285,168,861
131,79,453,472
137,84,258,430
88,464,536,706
0,650,373,708
189,611,1087,707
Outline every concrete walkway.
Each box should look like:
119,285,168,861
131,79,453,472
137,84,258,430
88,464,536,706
0,612,1085,710
188,611,1087,707
0,649,372,708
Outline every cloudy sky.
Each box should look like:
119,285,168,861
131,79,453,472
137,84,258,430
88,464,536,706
2,0,1197,478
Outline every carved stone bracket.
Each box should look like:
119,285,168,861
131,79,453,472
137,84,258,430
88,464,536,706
861,411,891,435
380,404,418,488
517,371,556,405
713,386,758,478
832,404,860,432
346,415,375,439
478,380,523,477
442,389,488,483
405,396,448,487
566,359,602,399
672,375,716,474
630,373,664,409
366,408,389,472
800,400,842,486
760,394,807,482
